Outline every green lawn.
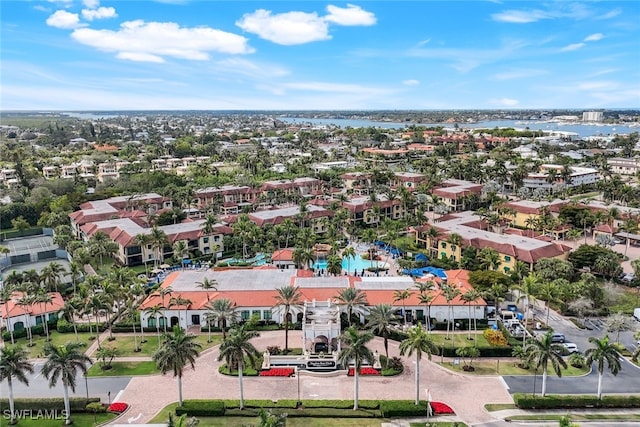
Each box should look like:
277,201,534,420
484,403,517,412
426,332,494,349
4,331,93,358
95,334,222,357
506,414,640,422
0,413,115,427
86,361,159,377
438,360,589,376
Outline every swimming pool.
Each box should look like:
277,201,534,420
312,253,387,273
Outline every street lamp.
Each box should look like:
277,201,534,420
84,374,89,399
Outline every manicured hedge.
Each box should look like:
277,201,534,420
0,398,100,412
514,394,640,409
2,320,58,341
57,319,106,334
175,400,225,416
380,400,430,417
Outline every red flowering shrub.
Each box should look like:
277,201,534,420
430,401,454,414
347,367,380,376
108,402,128,413
259,368,295,377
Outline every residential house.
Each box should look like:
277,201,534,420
1,292,64,333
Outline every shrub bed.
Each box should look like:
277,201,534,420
347,367,380,376
259,368,295,377
175,400,225,416
107,402,128,413
0,398,100,412
514,394,640,409
380,400,430,417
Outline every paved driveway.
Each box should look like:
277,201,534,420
113,330,513,425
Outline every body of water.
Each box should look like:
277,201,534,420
279,117,638,138
313,253,387,273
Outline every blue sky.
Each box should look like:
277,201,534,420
1,1,639,110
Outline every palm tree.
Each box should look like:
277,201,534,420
537,281,560,327
134,233,153,276
479,248,501,271
442,284,461,340
217,323,259,410
0,346,34,425
566,228,583,250
461,289,481,341
173,240,190,269
399,324,438,405
35,291,54,341
204,298,237,341
0,285,15,345
274,285,302,354
159,286,174,332
515,272,541,329
153,326,202,407
342,246,357,274
149,226,169,269
326,254,343,276
337,326,374,410
169,295,192,330
584,336,622,399
16,294,35,347
41,342,92,425
60,298,82,342
393,289,411,326
367,304,398,366
145,305,164,349
524,331,567,397
335,287,367,327
196,278,218,301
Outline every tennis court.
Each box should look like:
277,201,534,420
4,234,58,256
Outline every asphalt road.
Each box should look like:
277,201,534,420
8,361,131,403
503,303,640,395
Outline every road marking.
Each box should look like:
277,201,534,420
127,413,142,424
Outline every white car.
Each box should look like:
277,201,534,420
562,343,579,354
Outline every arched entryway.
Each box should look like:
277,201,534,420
170,316,179,327
13,321,24,330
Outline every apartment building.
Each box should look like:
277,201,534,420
523,165,599,193
342,194,405,225
413,211,571,272
432,179,484,212
607,157,640,176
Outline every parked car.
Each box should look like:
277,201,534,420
622,273,635,283
562,342,579,354
551,333,566,343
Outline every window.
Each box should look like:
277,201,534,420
148,254,153,260
263,310,272,320
191,315,200,325
147,244,152,250
441,242,447,248
148,317,156,328
504,256,511,262
241,310,250,320
203,237,209,243
504,267,511,273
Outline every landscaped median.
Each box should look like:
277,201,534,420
513,393,640,409
170,399,456,419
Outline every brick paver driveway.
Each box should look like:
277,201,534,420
112,330,512,425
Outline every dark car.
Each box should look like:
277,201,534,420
551,333,566,343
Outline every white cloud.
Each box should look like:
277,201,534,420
46,10,84,29
237,5,376,45
561,42,585,52
236,9,329,45
491,10,548,23
402,79,420,86
83,0,100,8
71,20,253,62
584,33,603,42
324,4,376,26
283,81,393,96
81,7,117,21
490,97,519,107
597,9,621,20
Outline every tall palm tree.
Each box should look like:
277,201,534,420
0,285,15,345
479,247,501,271
524,331,567,397
134,233,153,276
153,326,202,407
159,286,174,332
367,304,398,366
35,291,54,341
16,294,35,347
337,326,374,410
584,336,622,399
393,289,411,326
60,298,82,342
41,342,92,425
537,281,560,327
173,240,190,269
204,298,237,340
169,295,192,330
335,287,367,327
273,285,302,354
217,324,259,410
149,226,170,269
442,284,461,340
515,272,541,330
0,346,34,425
144,305,164,349
196,278,218,301
399,324,438,405
461,289,481,341
342,246,357,274
326,254,343,276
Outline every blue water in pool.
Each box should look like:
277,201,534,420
312,253,386,272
